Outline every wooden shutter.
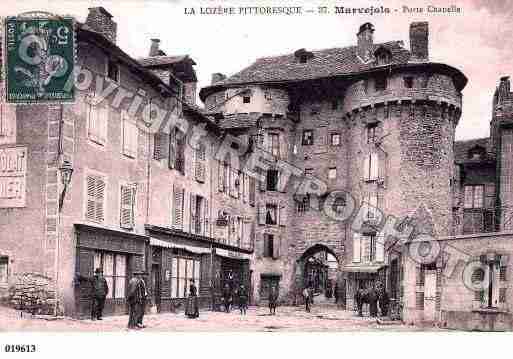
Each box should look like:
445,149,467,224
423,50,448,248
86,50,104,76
154,131,169,160
416,266,425,286
99,106,108,144
370,152,379,180
353,233,361,262
272,235,281,259
86,175,97,221
189,193,196,233
123,115,137,158
363,236,370,262
172,185,184,229
258,204,265,225
169,127,177,169
195,144,206,182
363,154,370,180
218,161,225,192
249,177,256,206
88,104,98,142
258,168,266,192
242,174,247,203
376,232,385,262
120,184,135,229
204,198,209,236
279,202,287,226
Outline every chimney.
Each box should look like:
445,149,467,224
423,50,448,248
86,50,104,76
357,22,375,62
149,38,160,56
85,7,117,44
409,22,429,61
211,73,226,84
497,76,511,104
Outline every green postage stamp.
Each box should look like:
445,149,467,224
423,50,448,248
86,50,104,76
3,16,75,103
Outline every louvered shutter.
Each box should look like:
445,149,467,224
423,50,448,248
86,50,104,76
363,236,370,262
258,168,266,192
242,174,247,203
273,236,281,259
353,233,361,262
99,106,108,145
120,185,135,229
249,177,256,206
279,202,287,226
218,162,224,192
258,204,265,225
416,266,425,286
88,104,98,142
195,144,206,182
173,185,183,229
169,127,177,169
204,199,209,236
95,177,105,222
154,131,169,160
376,231,385,262
370,152,379,180
189,193,196,233
123,116,137,158
363,154,370,180
86,175,97,221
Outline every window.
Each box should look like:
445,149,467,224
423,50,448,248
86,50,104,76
195,143,206,183
243,96,251,104
363,194,378,221
297,194,310,213
0,256,8,285
328,167,337,179
230,169,241,198
120,184,136,230
236,216,244,247
264,89,272,101
218,161,229,192
170,257,200,298
269,133,280,158
249,176,256,207
332,194,346,214
363,153,379,181
375,75,387,91
169,127,186,174
404,76,414,88
0,104,14,140
304,168,314,177
473,255,506,309
122,114,138,158
107,60,119,82
464,185,484,209
331,100,338,110
88,104,108,145
85,174,106,223
266,169,279,191
367,123,378,143
94,252,127,299
263,234,274,257
250,134,264,150
302,130,314,146
330,133,341,146
266,204,277,225
353,233,361,262
190,194,204,235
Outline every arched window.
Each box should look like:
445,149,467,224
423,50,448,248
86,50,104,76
374,46,392,66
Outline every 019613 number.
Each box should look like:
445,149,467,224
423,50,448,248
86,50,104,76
4,344,36,353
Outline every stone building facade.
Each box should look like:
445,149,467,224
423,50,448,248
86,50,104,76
199,22,470,312
0,7,256,317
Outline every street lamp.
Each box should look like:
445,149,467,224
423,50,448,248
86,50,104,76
55,160,73,316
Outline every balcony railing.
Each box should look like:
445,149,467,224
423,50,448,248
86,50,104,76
460,206,513,235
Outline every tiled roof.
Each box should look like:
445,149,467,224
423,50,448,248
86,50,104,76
454,137,493,163
216,113,261,130
212,41,410,86
138,55,195,68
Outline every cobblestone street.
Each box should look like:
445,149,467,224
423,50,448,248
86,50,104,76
0,304,443,332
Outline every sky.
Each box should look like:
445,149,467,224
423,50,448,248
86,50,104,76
2,0,513,140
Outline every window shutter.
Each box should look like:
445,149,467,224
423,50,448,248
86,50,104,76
370,152,379,180
123,116,137,158
95,177,106,222
242,174,247,203
363,154,370,180
204,198,209,236
353,233,361,262
120,185,135,229
169,128,177,169
363,236,370,262
99,107,108,144
249,177,256,206
257,234,264,259
88,105,97,142
173,185,183,229
195,144,206,182
218,162,225,192
258,168,266,192
273,236,281,259
258,204,265,225
86,175,97,221
416,266,425,286
376,232,385,262
154,131,169,160
279,202,287,226
189,193,196,233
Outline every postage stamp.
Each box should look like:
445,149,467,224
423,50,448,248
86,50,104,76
3,15,75,103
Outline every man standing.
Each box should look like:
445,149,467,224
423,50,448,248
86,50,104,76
127,271,147,329
75,268,108,321
238,284,248,316
303,284,313,313
137,272,148,328
268,285,278,315
222,284,232,313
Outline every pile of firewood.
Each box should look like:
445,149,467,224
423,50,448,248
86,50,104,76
8,273,55,316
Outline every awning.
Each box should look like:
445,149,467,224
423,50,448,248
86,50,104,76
342,264,386,273
215,248,251,260
149,237,211,255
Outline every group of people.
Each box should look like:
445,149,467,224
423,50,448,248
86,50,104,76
221,283,249,315
354,282,390,318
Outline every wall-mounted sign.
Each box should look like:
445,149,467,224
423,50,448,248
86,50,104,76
216,217,228,227
0,147,27,207
165,270,170,281
4,14,75,103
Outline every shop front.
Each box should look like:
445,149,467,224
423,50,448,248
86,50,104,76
213,248,251,307
342,264,387,310
74,224,148,318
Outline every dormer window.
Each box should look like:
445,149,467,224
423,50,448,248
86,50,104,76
107,59,119,82
375,75,387,91
294,48,314,64
374,46,392,66
468,145,486,161
243,96,251,104
404,76,414,88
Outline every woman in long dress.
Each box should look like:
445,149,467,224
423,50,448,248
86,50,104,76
185,279,199,318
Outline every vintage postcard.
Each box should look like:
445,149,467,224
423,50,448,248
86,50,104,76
0,0,511,357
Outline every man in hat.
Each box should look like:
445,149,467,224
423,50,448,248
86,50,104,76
136,272,148,328
127,271,147,329
75,268,108,320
